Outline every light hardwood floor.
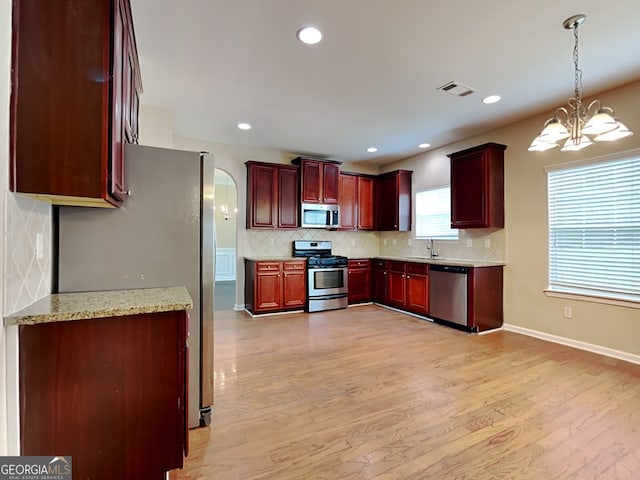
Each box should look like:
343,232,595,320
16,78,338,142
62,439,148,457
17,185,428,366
171,305,640,479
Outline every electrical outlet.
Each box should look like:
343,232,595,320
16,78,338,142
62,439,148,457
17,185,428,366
392,239,397,246
351,239,356,246
383,239,387,246
563,306,573,319
466,239,473,248
407,239,412,246
484,239,491,248
269,238,274,246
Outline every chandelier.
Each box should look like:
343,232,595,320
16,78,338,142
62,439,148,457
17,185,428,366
215,173,237,221
528,14,633,152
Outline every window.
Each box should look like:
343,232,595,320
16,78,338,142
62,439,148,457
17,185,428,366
546,152,640,304
415,186,458,240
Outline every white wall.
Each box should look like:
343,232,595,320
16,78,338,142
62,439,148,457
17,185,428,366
1,2,54,454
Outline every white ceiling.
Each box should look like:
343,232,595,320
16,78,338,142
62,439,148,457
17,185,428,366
130,0,640,166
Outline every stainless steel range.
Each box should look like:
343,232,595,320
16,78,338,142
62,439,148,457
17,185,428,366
292,240,348,313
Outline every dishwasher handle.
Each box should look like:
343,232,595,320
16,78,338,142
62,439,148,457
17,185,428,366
429,264,469,274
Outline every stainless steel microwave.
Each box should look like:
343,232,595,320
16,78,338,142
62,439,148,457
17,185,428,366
301,203,340,229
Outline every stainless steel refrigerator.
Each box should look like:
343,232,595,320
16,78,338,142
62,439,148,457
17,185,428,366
57,143,215,429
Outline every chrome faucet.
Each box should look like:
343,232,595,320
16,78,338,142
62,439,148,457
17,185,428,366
427,239,438,258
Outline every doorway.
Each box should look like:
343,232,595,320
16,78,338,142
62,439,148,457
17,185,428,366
213,169,238,311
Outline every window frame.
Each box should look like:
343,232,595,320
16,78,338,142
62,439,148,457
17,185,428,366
414,185,459,241
543,147,640,309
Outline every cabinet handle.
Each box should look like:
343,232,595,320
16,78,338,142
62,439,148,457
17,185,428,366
407,275,411,279
122,189,131,196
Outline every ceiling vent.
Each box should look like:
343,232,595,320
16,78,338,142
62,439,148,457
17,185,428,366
437,81,475,97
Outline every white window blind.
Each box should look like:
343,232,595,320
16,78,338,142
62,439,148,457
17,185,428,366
415,187,458,240
547,155,640,302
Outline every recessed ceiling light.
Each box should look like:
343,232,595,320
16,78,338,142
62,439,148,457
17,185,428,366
237,122,251,130
482,95,501,104
367,147,378,153
297,26,322,45
418,143,431,149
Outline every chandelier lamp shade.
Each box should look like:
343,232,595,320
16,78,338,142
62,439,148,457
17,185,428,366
528,14,633,152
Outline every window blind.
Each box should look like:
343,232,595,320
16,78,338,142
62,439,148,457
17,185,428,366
415,187,458,239
547,156,640,301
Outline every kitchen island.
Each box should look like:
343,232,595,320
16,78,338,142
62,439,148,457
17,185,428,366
5,286,192,480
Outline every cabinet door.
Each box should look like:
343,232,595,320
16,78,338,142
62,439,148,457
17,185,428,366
339,174,357,230
255,269,281,312
283,262,306,308
278,167,299,228
348,260,371,304
406,274,428,316
373,262,388,304
322,163,340,204
449,143,505,228
387,270,406,309
301,160,322,203
247,164,277,228
376,171,412,231
357,176,374,230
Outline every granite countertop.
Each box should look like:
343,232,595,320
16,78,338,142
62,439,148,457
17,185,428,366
376,256,506,268
4,286,193,326
244,256,305,261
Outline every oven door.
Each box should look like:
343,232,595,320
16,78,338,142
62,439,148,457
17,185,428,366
308,267,348,297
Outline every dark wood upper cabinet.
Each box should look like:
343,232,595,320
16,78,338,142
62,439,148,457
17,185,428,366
376,170,413,231
246,162,299,229
293,158,341,204
448,142,506,228
339,173,375,231
10,0,141,208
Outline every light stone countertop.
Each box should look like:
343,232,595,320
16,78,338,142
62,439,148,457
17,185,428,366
376,256,506,268
244,256,305,261
4,286,193,326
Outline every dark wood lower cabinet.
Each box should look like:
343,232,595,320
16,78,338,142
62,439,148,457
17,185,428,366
19,310,188,480
372,259,389,304
405,263,429,316
348,259,371,304
245,259,306,314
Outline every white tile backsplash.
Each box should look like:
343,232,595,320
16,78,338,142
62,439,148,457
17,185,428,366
245,229,380,258
4,193,52,315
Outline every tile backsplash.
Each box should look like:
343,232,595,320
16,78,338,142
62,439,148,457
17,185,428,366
244,229,380,258
4,193,52,314
244,227,505,262
379,229,506,262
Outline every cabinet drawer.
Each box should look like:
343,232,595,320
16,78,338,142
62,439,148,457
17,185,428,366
348,259,370,268
388,260,406,272
283,261,305,271
256,262,281,272
373,259,388,269
406,262,428,275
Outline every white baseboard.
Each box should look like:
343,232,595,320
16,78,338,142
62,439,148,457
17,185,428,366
503,323,640,365
234,304,245,311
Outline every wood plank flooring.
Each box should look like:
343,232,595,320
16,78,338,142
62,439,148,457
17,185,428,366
171,305,640,479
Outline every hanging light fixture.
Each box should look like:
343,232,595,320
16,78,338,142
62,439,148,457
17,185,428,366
215,173,237,221
528,14,633,152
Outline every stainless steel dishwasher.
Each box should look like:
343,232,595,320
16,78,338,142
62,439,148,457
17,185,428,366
429,265,469,327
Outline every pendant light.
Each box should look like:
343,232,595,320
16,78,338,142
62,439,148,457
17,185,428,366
528,14,633,152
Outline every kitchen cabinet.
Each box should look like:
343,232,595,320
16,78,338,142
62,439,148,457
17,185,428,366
246,162,299,229
245,260,306,314
468,266,504,331
372,259,389,304
385,261,429,315
10,0,141,208
348,259,372,304
339,173,374,230
448,143,506,228
19,309,188,479
376,170,413,231
293,157,341,204
387,261,407,309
